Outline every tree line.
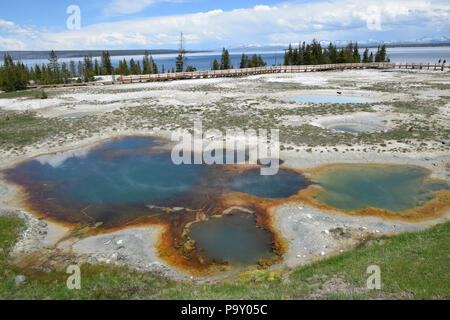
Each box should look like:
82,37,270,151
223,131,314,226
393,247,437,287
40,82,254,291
1,41,389,92
0,50,164,91
284,39,389,65
210,48,267,70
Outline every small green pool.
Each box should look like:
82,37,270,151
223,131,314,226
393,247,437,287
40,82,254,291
314,165,449,212
189,212,274,264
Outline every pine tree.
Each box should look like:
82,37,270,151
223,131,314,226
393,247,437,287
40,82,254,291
362,48,370,63
353,42,361,63
327,42,337,63
41,65,50,84
380,44,387,62
117,59,130,76
297,42,304,65
94,59,100,76
150,55,158,74
344,42,354,63
77,61,84,80
143,51,151,74
48,50,60,83
212,59,220,70
239,54,248,69
375,45,381,62
285,44,293,65
83,56,95,82
175,53,185,72
152,59,159,74
257,55,266,67
220,48,232,70
61,62,70,84
336,49,346,63
130,58,140,75
69,60,76,77
303,45,313,65
176,32,187,73
33,65,42,84
310,39,323,64
292,48,299,65
283,40,377,66
101,51,113,75
0,54,29,91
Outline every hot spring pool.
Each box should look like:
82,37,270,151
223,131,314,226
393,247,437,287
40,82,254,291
229,168,311,198
2,136,309,267
313,165,450,212
431,81,450,85
4,137,449,269
189,212,274,264
288,96,375,104
327,123,385,133
61,113,98,119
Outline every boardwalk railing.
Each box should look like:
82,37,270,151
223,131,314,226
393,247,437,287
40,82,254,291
28,62,448,89
393,62,448,70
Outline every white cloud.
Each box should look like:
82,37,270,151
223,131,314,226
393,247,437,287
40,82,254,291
0,36,27,50
0,18,30,34
2,0,449,50
104,0,189,17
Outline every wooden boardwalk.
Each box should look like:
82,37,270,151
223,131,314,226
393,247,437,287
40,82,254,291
28,62,448,89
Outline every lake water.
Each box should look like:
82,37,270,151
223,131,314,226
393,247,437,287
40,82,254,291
12,46,450,72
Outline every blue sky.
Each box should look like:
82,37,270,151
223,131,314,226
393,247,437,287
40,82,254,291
0,0,449,50
0,0,293,30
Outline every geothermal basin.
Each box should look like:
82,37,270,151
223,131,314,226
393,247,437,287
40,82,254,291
2,136,449,273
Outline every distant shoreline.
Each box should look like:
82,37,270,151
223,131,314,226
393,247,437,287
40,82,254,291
0,49,212,60
2,43,450,61
365,42,450,48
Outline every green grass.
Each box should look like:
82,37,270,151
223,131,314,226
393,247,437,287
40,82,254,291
0,213,448,300
0,111,69,149
0,90,449,153
0,89,48,100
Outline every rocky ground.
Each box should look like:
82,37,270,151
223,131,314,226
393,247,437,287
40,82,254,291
0,68,449,280
275,203,449,270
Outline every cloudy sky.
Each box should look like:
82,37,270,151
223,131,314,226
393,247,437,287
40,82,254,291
0,0,449,50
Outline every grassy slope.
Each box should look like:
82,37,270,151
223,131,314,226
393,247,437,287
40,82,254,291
0,215,448,300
